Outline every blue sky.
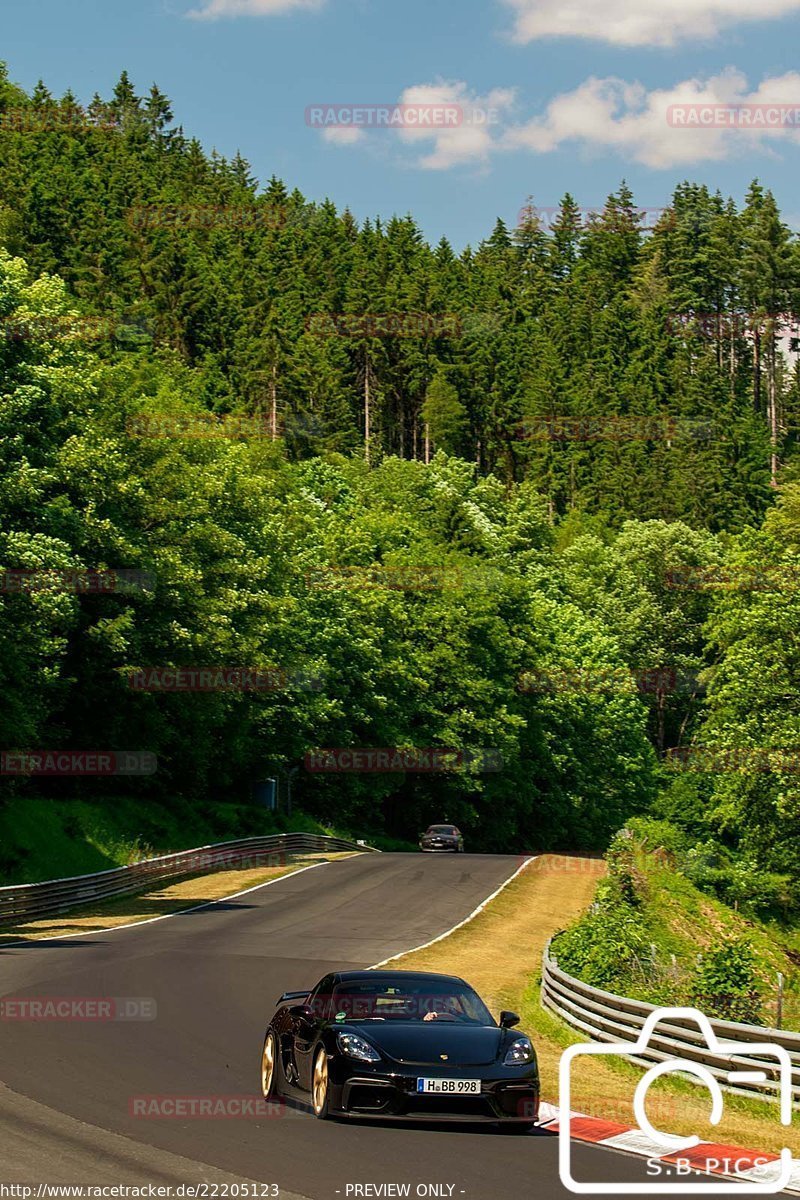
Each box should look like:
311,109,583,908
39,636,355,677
3,0,800,248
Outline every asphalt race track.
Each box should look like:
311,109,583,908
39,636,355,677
0,854,764,1198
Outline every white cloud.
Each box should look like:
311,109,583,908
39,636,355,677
397,83,515,170
187,0,323,19
313,82,516,170
502,0,800,47
310,70,800,172
322,126,366,146
503,69,800,168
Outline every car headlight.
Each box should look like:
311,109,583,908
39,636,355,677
336,1032,381,1062
503,1036,535,1066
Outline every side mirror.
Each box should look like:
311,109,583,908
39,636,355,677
288,1003,314,1021
499,1010,520,1029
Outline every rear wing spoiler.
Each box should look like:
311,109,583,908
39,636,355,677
278,990,309,1003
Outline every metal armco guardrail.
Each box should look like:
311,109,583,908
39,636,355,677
0,832,377,928
542,937,800,1107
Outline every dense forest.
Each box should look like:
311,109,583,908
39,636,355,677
1,65,800,903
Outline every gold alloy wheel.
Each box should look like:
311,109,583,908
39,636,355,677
312,1048,328,1116
261,1032,276,1098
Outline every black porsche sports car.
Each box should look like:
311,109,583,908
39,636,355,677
259,970,540,1128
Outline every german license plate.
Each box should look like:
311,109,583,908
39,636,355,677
416,1078,480,1094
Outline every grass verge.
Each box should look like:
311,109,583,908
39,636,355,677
0,794,389,885
386,854,799,1156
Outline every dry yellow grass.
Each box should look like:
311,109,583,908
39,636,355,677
392,854,606,1014
0,851,355,943
389,853,799,1157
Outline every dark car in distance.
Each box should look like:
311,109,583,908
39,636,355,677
260,970,539,1128
419,824,464,852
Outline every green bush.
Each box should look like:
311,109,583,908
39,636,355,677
650,776,718,841
690,939,764,1025
553,879,651,991
682,845,796,921
626,816,690,858
605,827,648,907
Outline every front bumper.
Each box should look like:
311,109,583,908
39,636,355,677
419,842,459,852
330,1068,539,1123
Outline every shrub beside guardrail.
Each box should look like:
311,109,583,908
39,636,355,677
542,936,800,1107
0,832,377,927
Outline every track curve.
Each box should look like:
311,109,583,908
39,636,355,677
0,854,747,1198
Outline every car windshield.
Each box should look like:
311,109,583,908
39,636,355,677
329,977,493,1025
428,826,456,834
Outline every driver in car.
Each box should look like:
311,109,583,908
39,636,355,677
423,996,462,1021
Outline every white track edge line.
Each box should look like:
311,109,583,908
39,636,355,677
0,857,356,946
368,858,798,1191
369,855,538,968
